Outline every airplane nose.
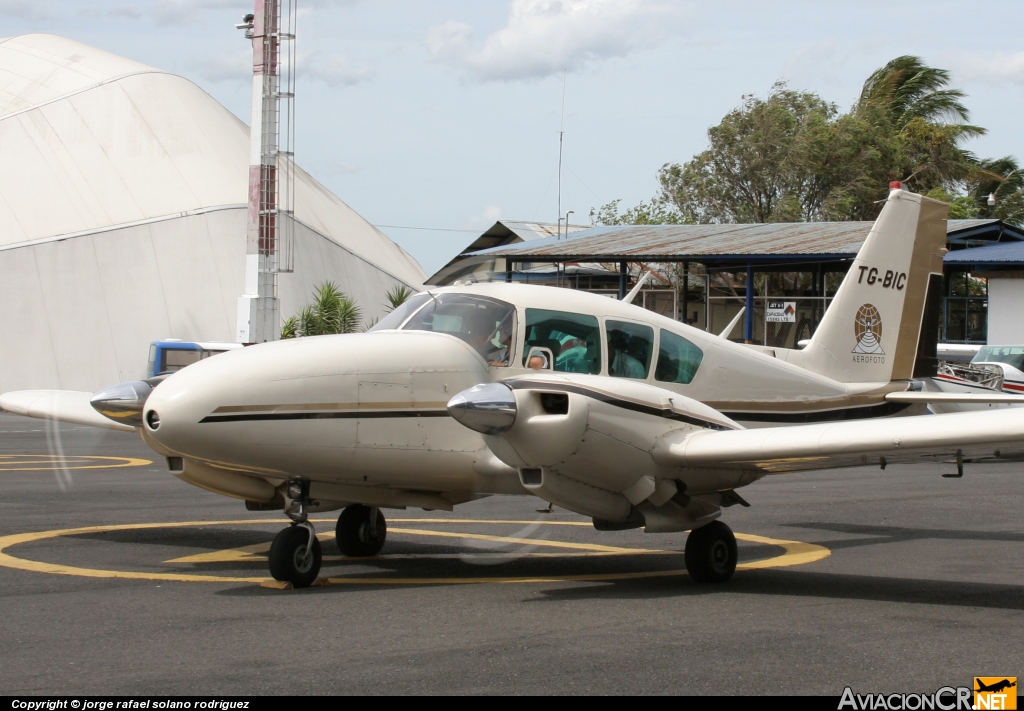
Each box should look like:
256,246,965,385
447,383,517,434
90,380,155,427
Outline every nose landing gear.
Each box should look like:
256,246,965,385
684,520,737,583
336,504,387,557
268,479,323,588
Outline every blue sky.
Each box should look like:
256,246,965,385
3,0,1023,274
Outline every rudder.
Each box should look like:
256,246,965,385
796,189,948,384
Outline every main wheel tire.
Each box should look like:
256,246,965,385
268,525,322,588
684,520,737,584
336,505,387,557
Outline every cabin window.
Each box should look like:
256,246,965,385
369,293,431,331
973,345,1024,371
606,320,654,379
400,293,516,366
522,309,601,374
655,329,704,385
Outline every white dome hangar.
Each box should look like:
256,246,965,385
0,34,426,392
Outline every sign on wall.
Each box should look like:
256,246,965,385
766,301,796,323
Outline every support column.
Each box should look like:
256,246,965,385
744,263,754,344
505,259,513,283
619,261,627,300
237,0,281,345
681,261,689,324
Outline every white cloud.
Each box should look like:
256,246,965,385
0,0,56,20
149,0,249,26
953,51,1024,86
305,53,374,88
426,0,682,82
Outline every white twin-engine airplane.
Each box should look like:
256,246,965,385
4,187,1024,587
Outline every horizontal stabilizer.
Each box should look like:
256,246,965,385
0,390,135,432
653,407,1024,473
886,392,1024,404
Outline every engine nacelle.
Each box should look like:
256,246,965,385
448,374,747,526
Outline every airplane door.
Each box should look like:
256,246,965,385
356,379,427,449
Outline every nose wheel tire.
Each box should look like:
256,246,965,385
337,504,387,557
684,520,737,584
269,525,322,588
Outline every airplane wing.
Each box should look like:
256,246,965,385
885,392,1024,404
653,407,1024,473
0,390,135,432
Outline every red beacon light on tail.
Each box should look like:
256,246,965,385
889,181,905,190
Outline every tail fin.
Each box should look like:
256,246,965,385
798,188,947,384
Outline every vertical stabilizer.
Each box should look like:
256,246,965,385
796,189,947,383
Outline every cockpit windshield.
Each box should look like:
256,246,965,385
972,345,1024,371
400,293,517,366
369,293,431,331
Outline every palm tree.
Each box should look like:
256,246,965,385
857,56,985,193
857,55,981,132
385,284,414,312
970,156,1024,227
280,281,363,338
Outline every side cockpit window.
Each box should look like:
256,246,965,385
655,329,704,385
522,309,601,374
607,320,654,379
400,293,517,366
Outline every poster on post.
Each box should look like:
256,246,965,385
766,301,796,323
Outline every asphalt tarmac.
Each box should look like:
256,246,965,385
1,411,1022,696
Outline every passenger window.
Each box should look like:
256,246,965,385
522,309,601,374
401,293,517,366
655,329,704,385
606,320,654,379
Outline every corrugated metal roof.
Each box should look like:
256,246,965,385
473,219,1011,262
944,240,1024,264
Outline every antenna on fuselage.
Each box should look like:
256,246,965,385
718,307,745,340
622,271,652,304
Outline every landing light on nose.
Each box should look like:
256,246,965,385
447,383,517,435
90,380,155,427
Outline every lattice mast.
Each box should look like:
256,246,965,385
236,0,296,344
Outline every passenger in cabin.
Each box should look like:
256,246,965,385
527,352,550,369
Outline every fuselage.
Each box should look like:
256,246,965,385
141,283,912,503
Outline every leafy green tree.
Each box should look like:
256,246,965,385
280,281,362,338
650,84,891,224
595,56,1019,227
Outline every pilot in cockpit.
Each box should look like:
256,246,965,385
480,312,515,367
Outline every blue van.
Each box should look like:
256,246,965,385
146,340,244,378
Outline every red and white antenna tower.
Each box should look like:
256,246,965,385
236,0,297,344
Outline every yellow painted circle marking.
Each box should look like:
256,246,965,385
0,454,152,472
0,518,831,586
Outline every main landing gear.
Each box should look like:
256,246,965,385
684,520,737,583
268,479,322,588
336,504,387,557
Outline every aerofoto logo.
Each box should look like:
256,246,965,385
852,303,885,358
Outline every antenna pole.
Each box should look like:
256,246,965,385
557,69,566,238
